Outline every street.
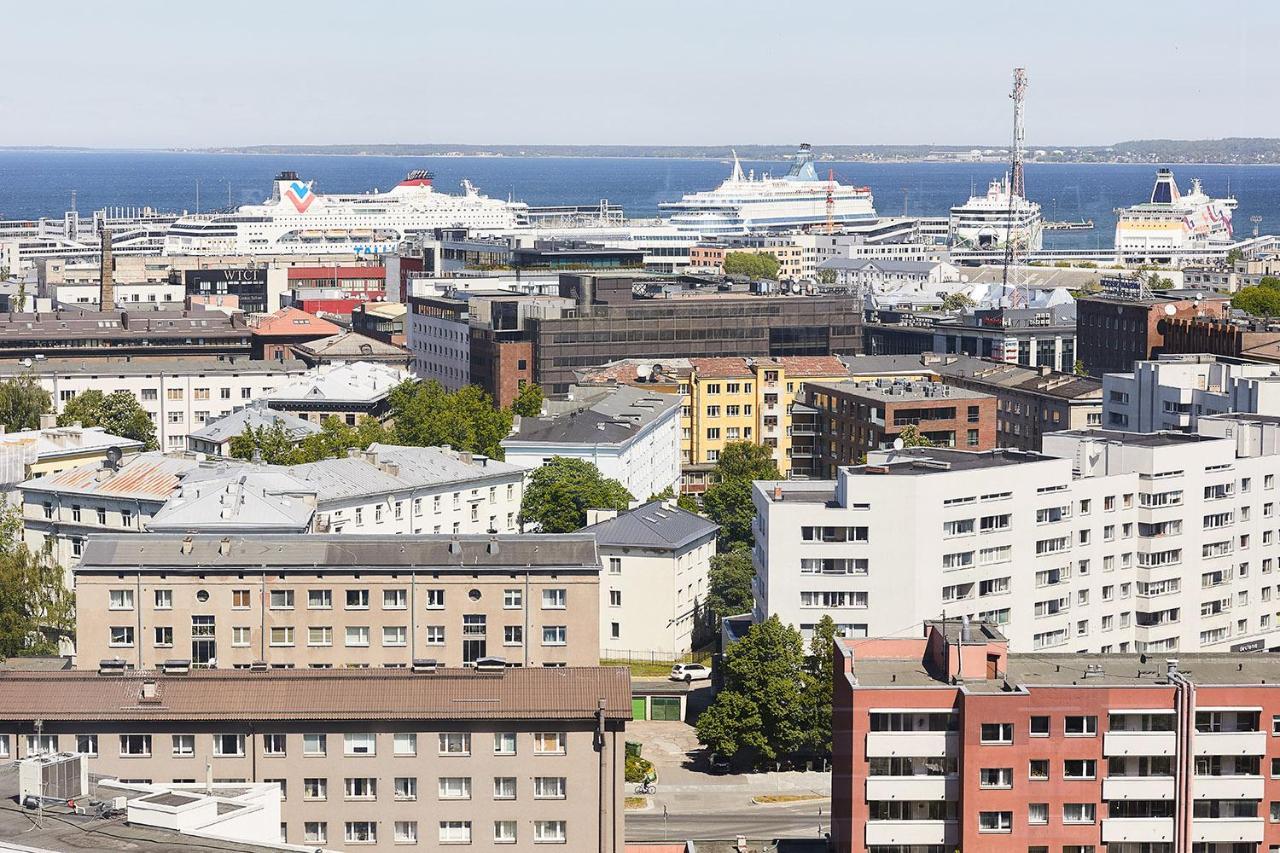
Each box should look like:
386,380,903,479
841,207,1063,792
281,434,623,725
627,800,833,841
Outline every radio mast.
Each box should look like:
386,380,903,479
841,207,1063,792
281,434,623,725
1002,67,1028,306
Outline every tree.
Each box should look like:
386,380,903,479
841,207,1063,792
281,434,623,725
723,252,780,281
289,416,391,464
702,442,781,548
58,390,157,450
803,615,838,757
229,421,301,465
707,546,754,621
894,424,934,448
1232,285,1280,317
1226,248,1244,265
0,374,51,432
520,457,633,533
695,616,808,767
815,268,837,285
0,505,73,656
1260,276,1280,291
940,292,976,311
388,380,513,460
1073,359,1088,377
511,382,544,418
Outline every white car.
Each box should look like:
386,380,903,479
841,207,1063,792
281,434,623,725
669,663,712,683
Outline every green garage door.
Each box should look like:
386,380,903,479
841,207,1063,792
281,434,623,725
650,697,681,721
631,697,648,720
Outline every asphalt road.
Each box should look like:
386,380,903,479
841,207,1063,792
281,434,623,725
626,800,833,842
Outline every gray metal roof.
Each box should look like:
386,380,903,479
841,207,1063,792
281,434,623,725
583,500,718,551
0,357,308,378
818,257,949,273
78,533,600,573
265,361,408,404
504,385,681,449
148,469,316,533
187,403,320,445
285,443,523,501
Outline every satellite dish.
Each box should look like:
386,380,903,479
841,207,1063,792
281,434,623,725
105,446,123,469
1164,303,1177,316
635,364,653,381
892,437,905,451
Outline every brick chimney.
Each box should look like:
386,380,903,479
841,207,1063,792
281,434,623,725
99,226,114,309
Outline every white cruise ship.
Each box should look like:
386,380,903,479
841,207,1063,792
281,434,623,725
658,144,877,235
163,170,529,257
947,174,1043,253
1114,168,1236,263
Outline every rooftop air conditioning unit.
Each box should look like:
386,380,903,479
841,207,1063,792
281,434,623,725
19,753,88,803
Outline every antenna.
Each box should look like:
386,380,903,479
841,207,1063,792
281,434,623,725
1002,67,1028,308
826,169,835,234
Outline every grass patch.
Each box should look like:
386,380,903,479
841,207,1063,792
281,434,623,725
625,796,649,810
601,651,713,679
752,793,828,805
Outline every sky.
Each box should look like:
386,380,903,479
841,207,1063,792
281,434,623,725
1,0,1275,149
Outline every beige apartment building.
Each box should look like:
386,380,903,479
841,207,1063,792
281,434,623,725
0,664,630,852
75,534,601,670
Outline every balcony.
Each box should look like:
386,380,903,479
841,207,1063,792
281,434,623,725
865,777,958,802
1102,818,1175,844
1104,731,1177,757
1190,818,1264,843
1193,731,1266,756
1102,776,1175,800
865,733,958,758
864,820,957,847
1193,776,1264,800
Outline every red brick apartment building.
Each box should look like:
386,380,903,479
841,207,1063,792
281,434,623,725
833,619,1280,853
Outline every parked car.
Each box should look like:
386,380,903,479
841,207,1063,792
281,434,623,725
669,663,712,683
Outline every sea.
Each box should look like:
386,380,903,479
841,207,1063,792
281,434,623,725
4,150,1280,250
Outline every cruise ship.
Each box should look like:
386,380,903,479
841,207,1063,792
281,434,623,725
0,206,178,267
947,174,1043,253
163,171,529,257
1113,168,1236,263
658,144,877,235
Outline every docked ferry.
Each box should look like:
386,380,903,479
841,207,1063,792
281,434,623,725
948,174,1044,253
1113,168,1236,263
658,144,877,235
163,171,529,256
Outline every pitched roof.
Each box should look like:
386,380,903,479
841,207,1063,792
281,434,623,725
505,385,682,450
583,501,718,551
265,361,407,404
147,469,316,533
688,357,752,378
292,330,410,360
0,666,631,722
248,306,339,338
19,452,197,501
187,404,321,445
284,443,523,501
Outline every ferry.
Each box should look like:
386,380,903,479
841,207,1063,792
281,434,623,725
0,206,177,267
163,170,529,257
948,174,1044,253
658,144,877,235
1113,168,1236,263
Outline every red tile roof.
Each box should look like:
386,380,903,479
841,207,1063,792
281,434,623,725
775,355,849,377
249,307,339,338
689,357,752,378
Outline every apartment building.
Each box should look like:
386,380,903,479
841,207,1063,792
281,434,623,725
263,361,408,426
1104,355,1280,432
583,501,718,658
817,258,959,292
75,533,601,669
800,379,997,477
1076,285,1230,376
0,357,311,452
247,306,339,360
0,422,143,489
0,664,629,852
753,416,1280,654
687,233,819,280
185,403,319,458
833,619,1280,853
406,291,473,390
0,305,251,362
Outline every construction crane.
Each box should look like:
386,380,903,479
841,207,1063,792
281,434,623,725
1002,67,1028,307
825,168,835,234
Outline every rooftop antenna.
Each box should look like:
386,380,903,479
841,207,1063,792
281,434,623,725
825,169,835,234
1002,67,1028,308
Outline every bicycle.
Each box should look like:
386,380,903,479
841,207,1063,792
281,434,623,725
634,781,656,795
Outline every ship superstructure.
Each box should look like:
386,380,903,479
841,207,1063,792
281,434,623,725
1113,168,1236,263
948,173,1044,253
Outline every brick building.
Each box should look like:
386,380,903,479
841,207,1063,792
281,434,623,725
1076,285,1230,376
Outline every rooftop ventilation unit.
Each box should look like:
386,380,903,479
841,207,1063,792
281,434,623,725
19,752,88,804
474,656,507,673
98,658,127,676
412,659,439,673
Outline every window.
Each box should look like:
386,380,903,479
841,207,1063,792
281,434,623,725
344,733,375,756
425,625,445,645
979,767,1012,788
307,626,332,647
504,625,523,645
533,821,566,844
543,625,567,646
542,588,567,609
154,589,172,609
394,822,418,844
120,735,152,756
170,734,193,756
978,812,1012,833
308,589,331,609
213,734,244,756
303,777,327,800
345,626,370,647
382,626,407,647
439,732,470,755
534,732,566,754
269,626,294,646
1028,802,1048,824
1065,715,1097,736
494,821,517,843
268,589,293,609
494,732,517,755
394,776,417,800
534,776,566,798
609,590,622,607
108,589,134,610
154,626,173,647
504,588,523,608
76,735,97,756
344,777,376,800
345,822,376,844
1063,803,1096,824
438,776,472,799
1030,716,1049,737
109,626,134,647
439,821,472,844
493,776,517,799
383,588,407,609
232,589,251,609
303,733,326,756
426,589,445,609
394,732,417,756
1028,759,1049,780
262,733,286,756
26,734,56,755
980,723,1013,744
345,589,369,610
1064,759,1097,779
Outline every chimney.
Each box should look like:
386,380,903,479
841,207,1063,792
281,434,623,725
99,226,114,310
38,413,56,430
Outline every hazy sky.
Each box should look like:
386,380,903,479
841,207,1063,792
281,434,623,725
3,0,1274,148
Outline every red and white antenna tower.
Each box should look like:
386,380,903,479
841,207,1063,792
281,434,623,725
1003,67,1029,306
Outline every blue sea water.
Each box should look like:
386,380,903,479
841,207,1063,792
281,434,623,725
3,150,1280,250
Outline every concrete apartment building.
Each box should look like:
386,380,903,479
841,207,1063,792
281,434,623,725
0,357,312,452
799,379,997,477
1076,283,1231,376
753,415,1280,654
687,233,819,280
832,619,1280,853
583,501,718,658
502,384,682,502
75,533,602,670
0,665,630,852
185,403,319,458
1104,354,1280,432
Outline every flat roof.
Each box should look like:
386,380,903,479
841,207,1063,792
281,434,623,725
0,357,308,378
1053,428,1223,448
806,379,992,403
842,447,1058,477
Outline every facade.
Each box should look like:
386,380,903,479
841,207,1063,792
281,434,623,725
406,292,472,390
502,385,682,502
583,501,718,659
688,233,820,280
0,357,311,452
0,305,251,362
0,665,629,853
817,258,959,292
264,361,408,425
800,379,998,477
1104,355,1280,432
1076,286,1231,376
75,533,601,670
832,619,1280,853
290,330,413,369
753,418,1280,654
352,301,407,346
0,423,143,489
1162,315,1280,364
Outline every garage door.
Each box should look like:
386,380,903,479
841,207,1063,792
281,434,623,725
631,697,648,720
650,697,681,721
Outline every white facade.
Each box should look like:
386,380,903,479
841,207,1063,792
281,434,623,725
1104,356,1280,433
50,281,186,308
406,306,470,391
753,419,1280,654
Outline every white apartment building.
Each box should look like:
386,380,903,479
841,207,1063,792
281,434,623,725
406,293,471,390
1104,354,1280,432
583,501,718,658
0,358,311,452
753,415,1280,655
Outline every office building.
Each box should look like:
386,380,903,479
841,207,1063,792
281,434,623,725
1076,283,1230,376
502,384,682,502
832,619,1280,853
74,533,602,669
753,415,1280,654
406,291,473,390
0,664,629,852
583,501,718,658
1104,355,1280,432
